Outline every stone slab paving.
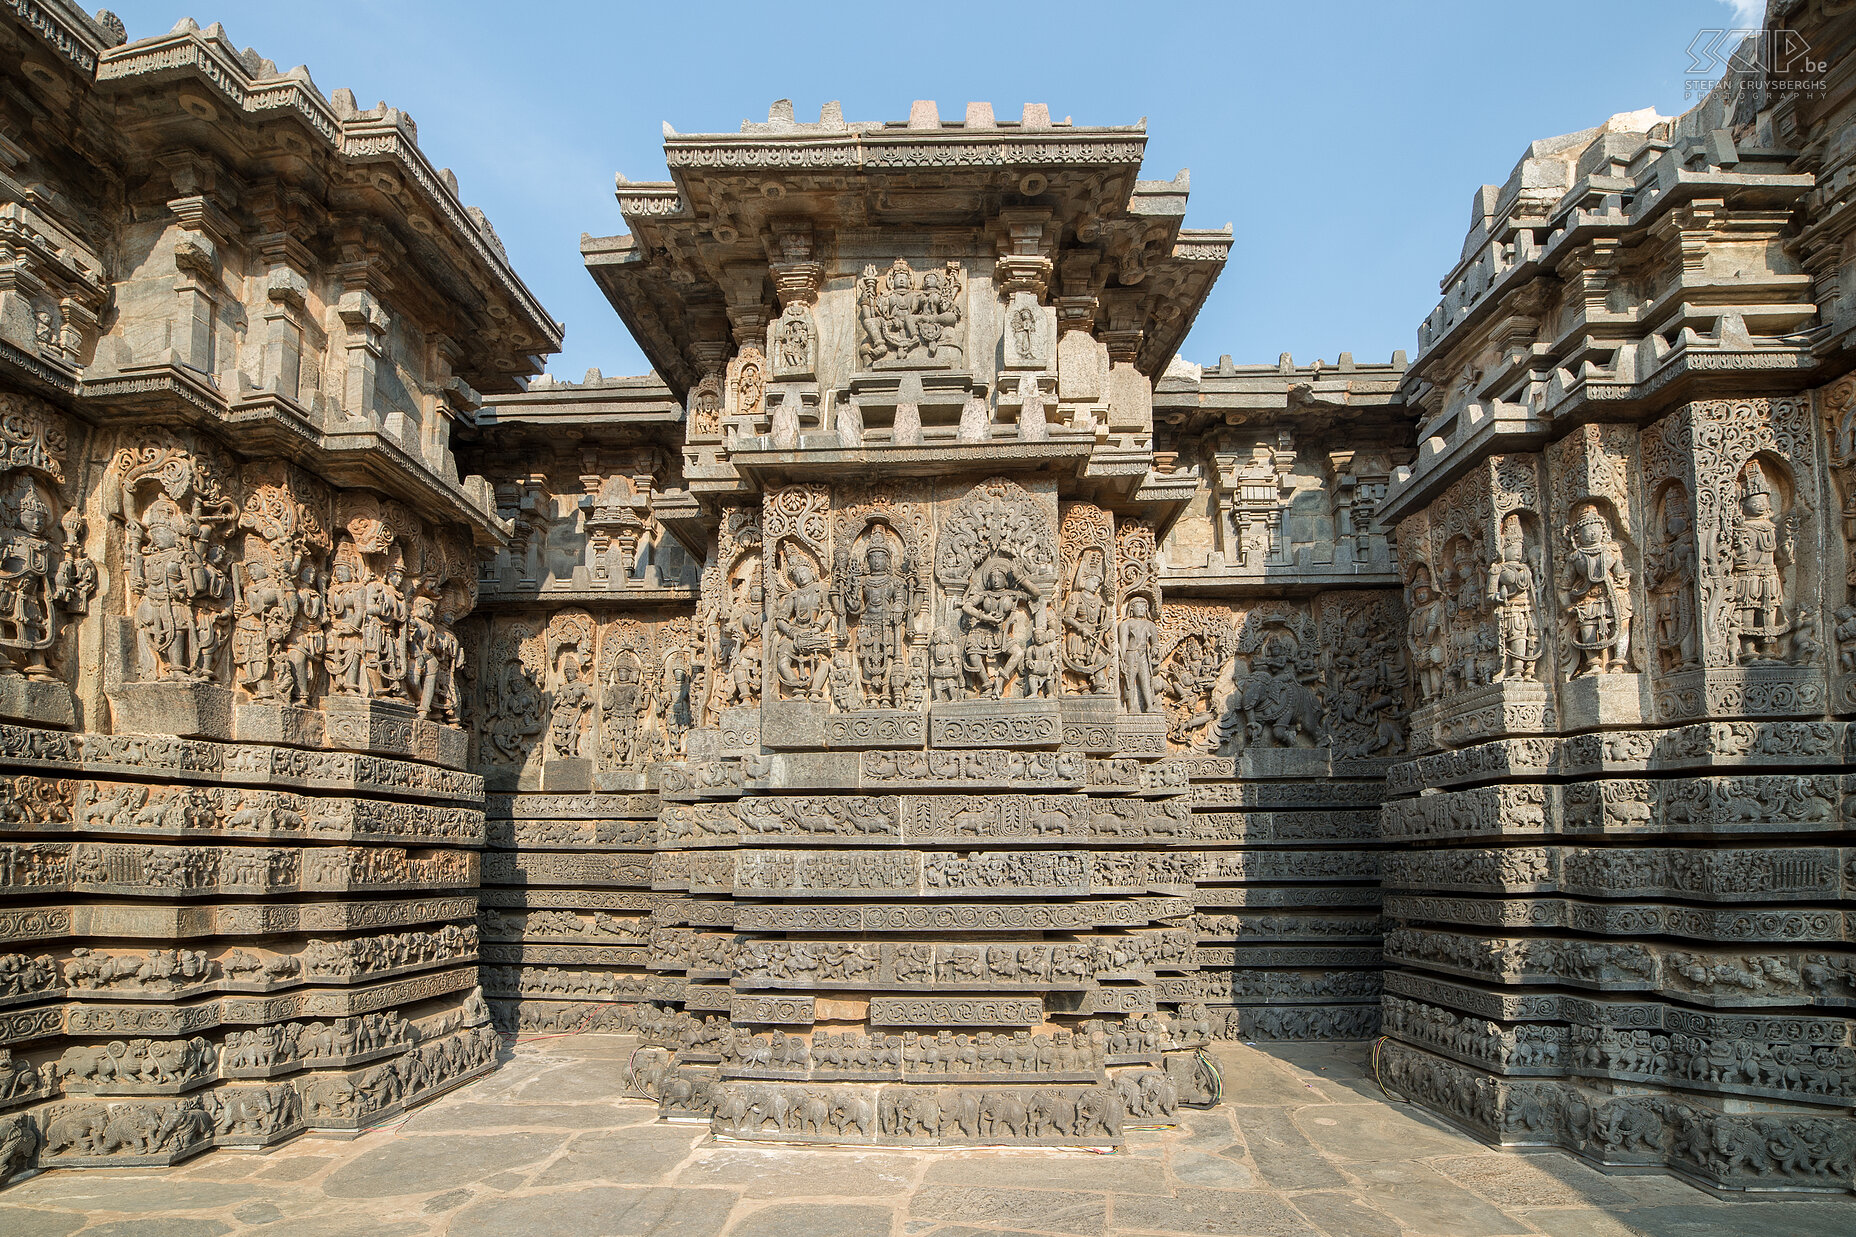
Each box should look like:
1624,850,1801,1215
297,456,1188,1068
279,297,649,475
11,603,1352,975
2,1036,1852,1237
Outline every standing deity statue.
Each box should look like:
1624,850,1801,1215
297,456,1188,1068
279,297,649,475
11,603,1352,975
127,496,228,681
1023,603,1060,700
1061,550,1113,693
1646,492,1698,671
841,543,913,709
52,509,96,620
291,561,326,703
772,554,833,701
1485,523,1540,682
690,383,721,437
408,598,462,723
827,650,858,712
1406,567,1448,704
776,307,811,371
1118,596,1160,714
712,579,764,712
0,480,55,678
605,654,644,767
1445,538,1491,689
1011,305,1039,361
232,557,299,702
325,560,366,696
1562,503,1632,676
960,562,1036,698
928,626,962,702
1728,462,1789,663
362,565,410,698
548,649,593,757
654,658,692,754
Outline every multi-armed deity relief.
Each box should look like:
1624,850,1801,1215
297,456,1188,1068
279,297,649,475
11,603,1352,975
101,432,476,736
0,395,94,700
856,259,967,369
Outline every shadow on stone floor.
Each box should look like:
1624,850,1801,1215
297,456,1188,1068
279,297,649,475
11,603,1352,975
0,1035,1850,1237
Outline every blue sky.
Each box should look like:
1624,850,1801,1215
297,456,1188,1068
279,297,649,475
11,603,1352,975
112,1,1761,380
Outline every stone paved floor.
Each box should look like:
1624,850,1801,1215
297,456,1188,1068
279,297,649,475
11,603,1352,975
3,1035,1854,1236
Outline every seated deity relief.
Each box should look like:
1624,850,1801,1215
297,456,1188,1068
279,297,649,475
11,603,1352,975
856,259,966,369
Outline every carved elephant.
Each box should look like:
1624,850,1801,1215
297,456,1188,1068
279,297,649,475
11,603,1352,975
946,1089,982,1139
1077,1088,1122,1137
97,1104,164,1156
151,1102,210,1151
301,1076,355,1118
795,1092,829,1134
0,1113,37,1180
1113,1074,1146,1117
42,1107,104,1156
980,1092,1026,1138
1025,1090,1071,1137
831,1094,875,1138
1139,1071,1179,1117
718,1087,753,1130
901,1092,939,1137
212,1090,280,1136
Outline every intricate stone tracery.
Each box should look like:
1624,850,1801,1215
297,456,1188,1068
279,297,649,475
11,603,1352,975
0,27,1850,1192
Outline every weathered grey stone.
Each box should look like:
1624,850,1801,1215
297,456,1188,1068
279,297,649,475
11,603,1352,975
673,1148,920,1197
909,1185,1107,1235
76,1223,231,1237
526,1128,700,1186
1108,1188,1317,1237
0,1208,84,1237
1286,1193,1403,1237
446,1185,736,1237
2,0,1853,1203
727,1203,898,1237
319,1134,563,1198
1338,1163,1535,1236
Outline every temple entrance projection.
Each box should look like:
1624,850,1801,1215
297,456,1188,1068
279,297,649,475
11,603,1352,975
472,103,1406,1149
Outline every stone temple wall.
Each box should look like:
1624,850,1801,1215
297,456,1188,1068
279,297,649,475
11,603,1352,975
455,377,702,1033
0,10,557,1181
1150,357,1412,1042
1373,4,1856,1194
5,0,1855,1195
